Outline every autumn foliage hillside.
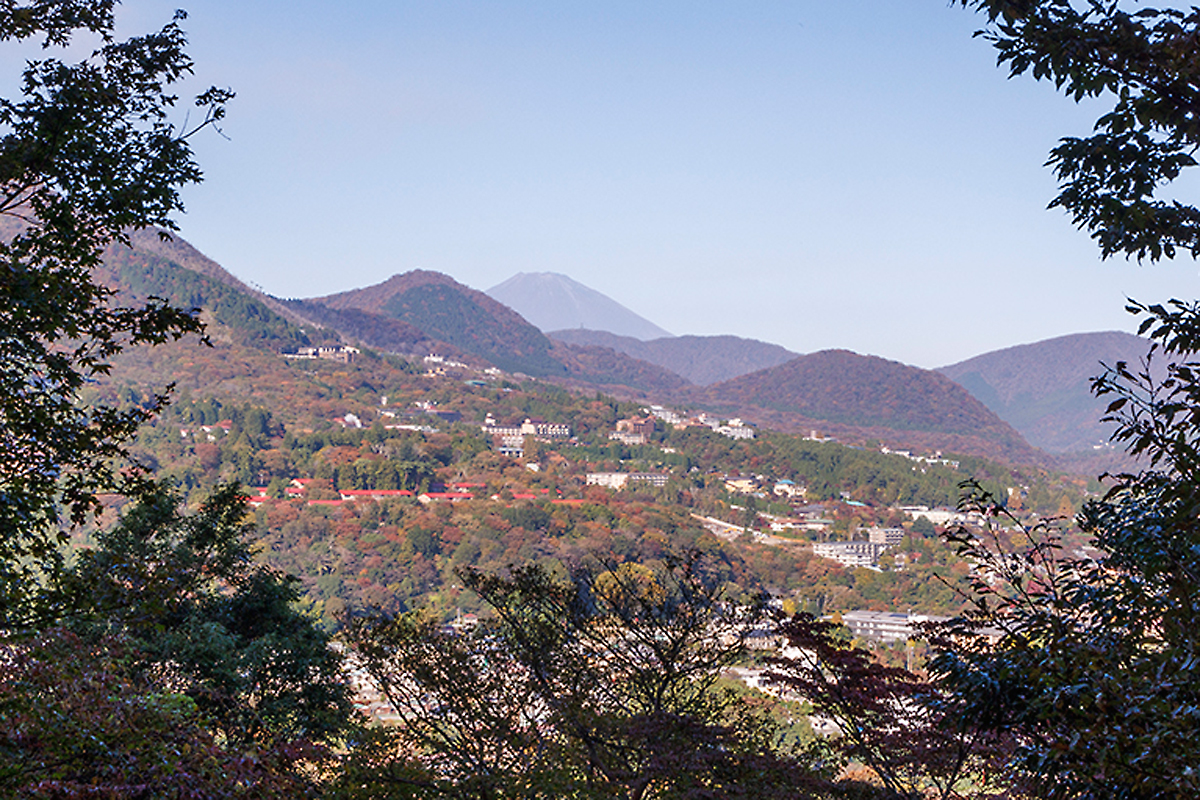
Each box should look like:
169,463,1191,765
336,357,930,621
939,330,1151,453
701,349,1044,464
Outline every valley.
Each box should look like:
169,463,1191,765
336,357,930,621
90,232,1107,631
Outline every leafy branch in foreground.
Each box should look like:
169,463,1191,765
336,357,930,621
960,1,1200,261
339,556,835,800
767,610,1016,800
0,3,231,624
930,300,1200,798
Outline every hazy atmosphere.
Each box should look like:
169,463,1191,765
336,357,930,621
87,1,1200,367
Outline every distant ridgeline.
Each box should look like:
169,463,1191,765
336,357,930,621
103,244,337,352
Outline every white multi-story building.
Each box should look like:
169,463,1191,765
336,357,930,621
717,422,755,440
586,472,669,489
867,527,905,546
811,541,887,569
482,414,571,439
840,610,947,643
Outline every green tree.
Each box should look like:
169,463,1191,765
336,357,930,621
0,1,231,623
0,627,316,799
340,557,832,799
933,4,1200,797
932,302,1200,799
960,1,1200,261
59,483,354,751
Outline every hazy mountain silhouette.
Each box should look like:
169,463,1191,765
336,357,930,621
549,329,798,385
939,331,1152,453
487,272,672,340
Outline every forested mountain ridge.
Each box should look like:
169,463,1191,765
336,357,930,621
549,340,693,395
300,269,710,391
81,233,1100,659
307,271,567,376
938,331,1151,453
92,237,1161,468
280,299,480,364
98,334,1083,627
699,350,1045,465
100,243,341,353
118,229,319,330
550,328,799,385
98,239,712,395
98,232,1083,468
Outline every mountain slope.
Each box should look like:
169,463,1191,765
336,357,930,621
701,350,1042,463
108,246,696,391
549,341,692,395
281,300,477,364
549,329,799,385
100,243,338,353
487,272,672,340
938,331,1151,453
120,229,315,329
308,271,566,376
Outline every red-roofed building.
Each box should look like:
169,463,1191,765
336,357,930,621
418,491,474,504
339,489,415,501
510,488,551,500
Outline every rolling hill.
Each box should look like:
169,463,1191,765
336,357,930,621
301,270,704,393
699,350,1044,464
549,341,692,396
307,271,567,376
98,232,1073,466
938,331,1151,453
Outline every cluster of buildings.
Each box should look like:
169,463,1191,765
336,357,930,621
839,609,949,644
422,353,473,375
284,345,360,363
723,474,807,499
481,414,572,457
608,415,656,446
179,419,233,441
585,472,670,490
810,527,906,569
878,445,960,470
248,479,501,508
765,505,836,534
646,405,756,440
899,505,984,527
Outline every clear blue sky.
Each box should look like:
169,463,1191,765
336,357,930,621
99,2,1200,367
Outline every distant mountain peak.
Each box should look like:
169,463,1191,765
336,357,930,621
486,272,672,341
